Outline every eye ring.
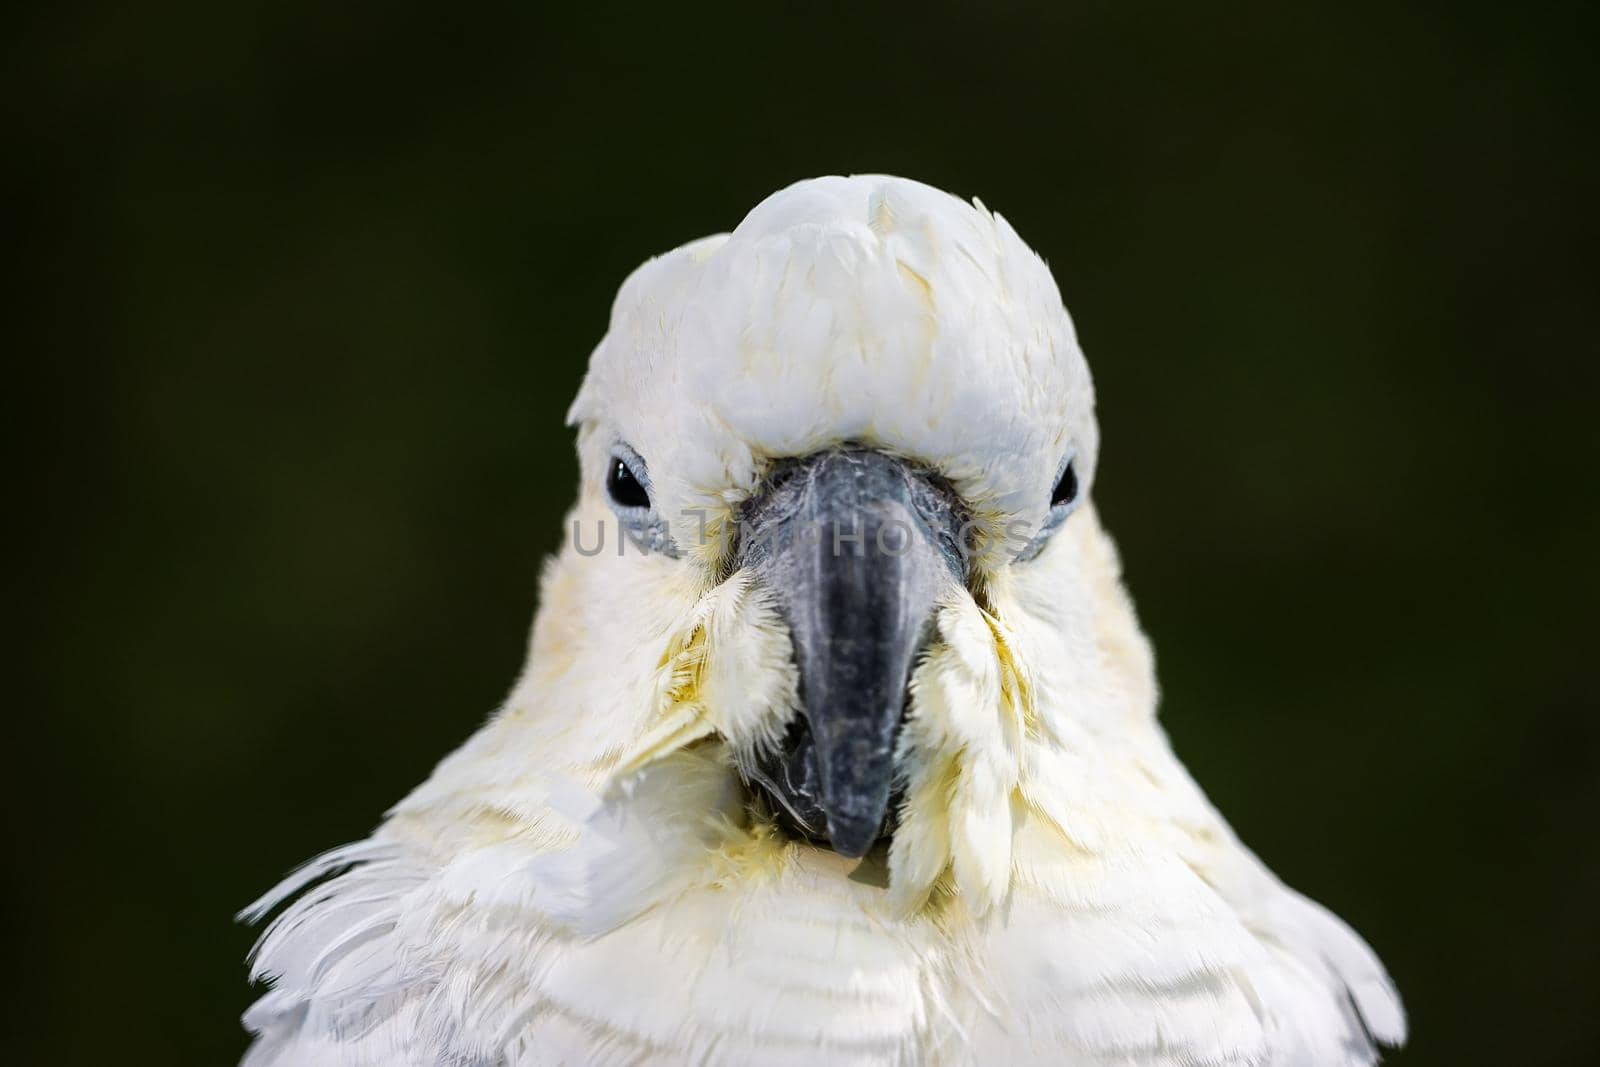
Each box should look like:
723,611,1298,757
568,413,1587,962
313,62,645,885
607,454,652,510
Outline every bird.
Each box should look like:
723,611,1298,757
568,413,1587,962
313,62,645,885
240,175,1405,1066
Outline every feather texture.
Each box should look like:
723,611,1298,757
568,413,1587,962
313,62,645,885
242,175,1402,1065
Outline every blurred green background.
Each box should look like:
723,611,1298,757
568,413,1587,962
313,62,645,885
11,2,1597,1063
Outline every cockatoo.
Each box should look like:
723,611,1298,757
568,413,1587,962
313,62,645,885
242,175,1404,1066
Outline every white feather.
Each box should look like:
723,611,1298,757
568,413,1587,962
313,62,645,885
243,175,1403,1065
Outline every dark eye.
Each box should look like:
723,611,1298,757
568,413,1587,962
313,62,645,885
607,457,651,510
1051,461,1078,509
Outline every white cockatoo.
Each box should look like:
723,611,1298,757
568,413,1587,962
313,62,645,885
242,175,1404,1066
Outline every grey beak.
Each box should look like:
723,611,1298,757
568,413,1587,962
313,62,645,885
739,449,966,858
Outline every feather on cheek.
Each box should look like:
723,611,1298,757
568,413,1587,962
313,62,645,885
613,570,798,779
890,595,1037,916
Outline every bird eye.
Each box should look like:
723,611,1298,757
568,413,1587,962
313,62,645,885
1051,460,1078,509
607,457,651,510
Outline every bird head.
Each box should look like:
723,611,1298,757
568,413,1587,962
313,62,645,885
479,175,1143,916
246,177,1406,1065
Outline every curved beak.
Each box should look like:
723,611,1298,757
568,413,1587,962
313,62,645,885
738,449,966,857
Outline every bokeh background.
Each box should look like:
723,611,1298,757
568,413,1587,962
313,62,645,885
11,2,1597,1063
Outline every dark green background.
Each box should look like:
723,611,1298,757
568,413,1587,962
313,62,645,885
12,3,1597,1063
